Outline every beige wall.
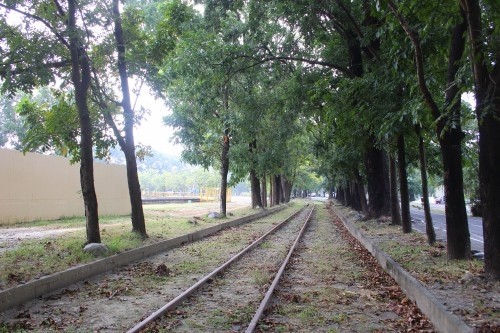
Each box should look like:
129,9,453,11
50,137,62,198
0,148,130,225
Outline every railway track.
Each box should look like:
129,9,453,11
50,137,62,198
0,205,311,332
1,203,434,332
128,205,315,333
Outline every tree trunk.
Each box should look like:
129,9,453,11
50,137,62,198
478,104,500,278
68,0,100,244
397,135,412,233
365,144,391,218
389,155,402,226
261,176,267,208
354,172,368,215
460,0,500,278
350,180,362,211
281,176,293,203
440,133,470,258
112,0,146,238
269,176,274,207
344,186,350,207
417,128,436,244
337,186,345,204
250,169,262,208
123,150,146,234
274,175,282,205
279,175,287,204
219,130,230,217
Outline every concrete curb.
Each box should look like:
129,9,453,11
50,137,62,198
332,206,473,333
0,205,287,313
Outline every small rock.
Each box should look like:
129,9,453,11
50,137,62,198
207,212,221,219
187,219,198,224
83,243,108,256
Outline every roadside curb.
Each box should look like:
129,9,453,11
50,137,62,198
0,205,286,313
332,205,473,333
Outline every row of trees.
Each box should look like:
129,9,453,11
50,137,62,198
147,0,498,278
1,0,498,279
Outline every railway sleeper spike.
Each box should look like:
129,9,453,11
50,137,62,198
246,204,315,333
127,204,311,333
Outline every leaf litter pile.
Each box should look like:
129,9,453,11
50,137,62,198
335,203,499,333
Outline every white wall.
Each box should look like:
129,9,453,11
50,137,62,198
0,149,130,225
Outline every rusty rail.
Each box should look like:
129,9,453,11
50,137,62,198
127,204,309,333
246,204,315,332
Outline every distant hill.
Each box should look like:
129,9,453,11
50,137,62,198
105,147,189,172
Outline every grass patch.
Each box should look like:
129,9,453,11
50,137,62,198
174,260,202,274
379,238,483,282
2,214,130,229
298,305,326,325
335,203,485,283
0,202,263,290
331,312,348,324
1,237,94,284
259,240,273,249
251,270,269,285
206,309,232,330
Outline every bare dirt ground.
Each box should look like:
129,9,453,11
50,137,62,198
0,227,82,244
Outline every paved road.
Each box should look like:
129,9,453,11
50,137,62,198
410,206,484,254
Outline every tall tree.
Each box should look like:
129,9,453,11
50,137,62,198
0,0,102,244
108,0,147,237
389,154,402,226
459,0,500,278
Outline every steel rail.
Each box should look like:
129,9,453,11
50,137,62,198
127,204,309,333
246,204,315,333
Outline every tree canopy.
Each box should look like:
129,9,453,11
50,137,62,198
1,0,499,279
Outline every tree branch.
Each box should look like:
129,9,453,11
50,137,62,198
459,0,490,101
233,54,352,77
333,0,381,61
0,60,70,78
0,3,70,49
386,0,440,120
52,0,66,18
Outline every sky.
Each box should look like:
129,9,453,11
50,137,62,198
133,89,183,157
134,91,477,158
